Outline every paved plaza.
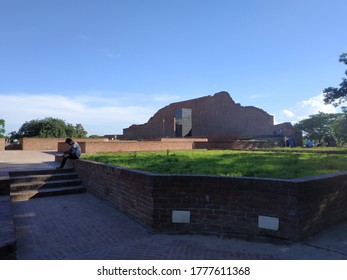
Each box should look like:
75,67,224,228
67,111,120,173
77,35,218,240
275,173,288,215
2,150,347,260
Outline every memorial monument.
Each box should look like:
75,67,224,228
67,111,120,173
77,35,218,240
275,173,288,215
123,91,300,143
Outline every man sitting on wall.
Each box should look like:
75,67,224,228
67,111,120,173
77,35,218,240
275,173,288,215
57,138,81,169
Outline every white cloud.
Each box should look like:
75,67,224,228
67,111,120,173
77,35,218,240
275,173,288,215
297,95,338,114
281,109,295,118
0,93,156,136
277,93,341,124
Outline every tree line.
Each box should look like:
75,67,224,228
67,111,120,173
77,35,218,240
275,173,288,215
2,112,345,146
300,52,347,146
293,111,347,146
1,117,89,140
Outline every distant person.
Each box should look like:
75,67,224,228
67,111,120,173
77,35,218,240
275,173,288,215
57,138,81,169
328,138,337,147
288,135,295,148
284,136,289,147
305,139,313,148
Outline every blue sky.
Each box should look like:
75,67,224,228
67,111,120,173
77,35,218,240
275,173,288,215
1,0,346,136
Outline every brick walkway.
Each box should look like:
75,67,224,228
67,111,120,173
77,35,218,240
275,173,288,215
12,192,347,260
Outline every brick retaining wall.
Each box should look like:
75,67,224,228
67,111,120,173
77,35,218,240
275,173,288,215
56,155,347,241
57,138,208,153
294,173,347,239
21,137,285,152
21,137,109,151
152,175,299,240
194,140,281,149
82,140,197,153
60,158,154,227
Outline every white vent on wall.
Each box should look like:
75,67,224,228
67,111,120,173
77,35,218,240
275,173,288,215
172,210,191,223
258,215,279,231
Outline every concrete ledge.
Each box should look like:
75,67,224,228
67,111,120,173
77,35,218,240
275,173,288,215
55,154,347,241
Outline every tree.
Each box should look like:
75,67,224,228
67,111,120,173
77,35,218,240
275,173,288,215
8,131,20,140
331,113,347,145
323,53,347,106
89,135,101,138
0,119,5,138
74,124,88,138
293,112,340,144
17,117,88,138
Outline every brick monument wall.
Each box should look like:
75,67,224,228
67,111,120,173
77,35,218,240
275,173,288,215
123,92,275,139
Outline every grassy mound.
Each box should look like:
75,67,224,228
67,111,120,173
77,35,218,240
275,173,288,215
82,150,347,179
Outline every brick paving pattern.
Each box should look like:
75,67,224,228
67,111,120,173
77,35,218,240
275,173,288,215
12,193,347,260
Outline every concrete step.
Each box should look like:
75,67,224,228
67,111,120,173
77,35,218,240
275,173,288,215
11,186,86,201
9,168,86,201
9,168,75,177
11,178,83,192
10,173,79,184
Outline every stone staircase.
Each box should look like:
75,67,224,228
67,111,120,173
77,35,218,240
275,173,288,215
9,168,86,201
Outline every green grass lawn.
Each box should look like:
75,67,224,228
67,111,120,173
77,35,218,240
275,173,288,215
81,150,347,179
